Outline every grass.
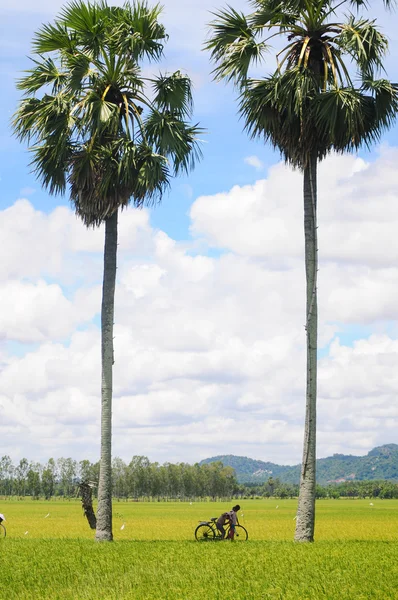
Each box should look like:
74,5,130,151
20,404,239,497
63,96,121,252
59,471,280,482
1,499,398,599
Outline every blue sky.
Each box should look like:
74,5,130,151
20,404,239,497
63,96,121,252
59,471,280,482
1,0,398,466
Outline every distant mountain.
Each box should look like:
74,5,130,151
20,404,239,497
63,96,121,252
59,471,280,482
200,444,398,485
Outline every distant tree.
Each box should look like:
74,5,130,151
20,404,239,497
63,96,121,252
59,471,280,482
79,460,94,483
315,484,327,499
0,456,14,496
27,462,42,498
15,458,29,496
41,468,55,500
57,458,77,497
112,457,128,499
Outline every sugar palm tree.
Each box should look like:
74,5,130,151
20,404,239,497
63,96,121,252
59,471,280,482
13,0,202,541
206,0,398,541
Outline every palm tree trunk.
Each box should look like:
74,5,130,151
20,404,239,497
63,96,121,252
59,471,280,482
95,209,118,542
295,153,318,543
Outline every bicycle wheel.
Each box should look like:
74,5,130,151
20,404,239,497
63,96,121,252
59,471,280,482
233,525,248,541
195,523,215,541
0,523,6,538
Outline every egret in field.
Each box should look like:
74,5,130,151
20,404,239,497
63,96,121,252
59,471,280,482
370,502,374,506
24,531,29,535
44,513,50,518
120,523,125,530
276,505,279,509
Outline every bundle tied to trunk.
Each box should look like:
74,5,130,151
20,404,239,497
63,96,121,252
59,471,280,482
79,481,97,530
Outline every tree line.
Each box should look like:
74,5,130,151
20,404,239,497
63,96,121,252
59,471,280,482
2,455,398,501
242,479,398,500
0,456,237,500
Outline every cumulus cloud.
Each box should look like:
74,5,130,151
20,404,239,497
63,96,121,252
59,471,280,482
0,280,93,342
2,149,398,464
244,155,265,170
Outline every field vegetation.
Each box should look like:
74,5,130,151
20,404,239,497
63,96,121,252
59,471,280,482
1,499,397,599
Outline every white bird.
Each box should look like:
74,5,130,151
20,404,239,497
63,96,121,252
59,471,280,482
293,516,297,520
24,531,29,535
120,523,125,530
276,505,279,509
44,513,50,518
190,502,192,505
370,502,374,506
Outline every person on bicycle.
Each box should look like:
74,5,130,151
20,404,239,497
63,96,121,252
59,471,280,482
216,504,240,540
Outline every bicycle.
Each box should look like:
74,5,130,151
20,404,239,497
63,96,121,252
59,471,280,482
195,517,248,541
0,516,6,539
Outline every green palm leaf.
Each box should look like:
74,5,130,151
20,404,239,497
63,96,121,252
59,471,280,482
338,17,388,76
17,57,68,95
151,71,193,118
145,111,203,174
205,7,267,82
111,1,166,61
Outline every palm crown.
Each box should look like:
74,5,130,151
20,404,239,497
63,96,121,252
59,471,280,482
13,0,202,225
206,0,398,167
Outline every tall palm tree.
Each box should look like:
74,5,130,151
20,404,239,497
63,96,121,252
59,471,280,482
13,0,202,542
206,0,398,541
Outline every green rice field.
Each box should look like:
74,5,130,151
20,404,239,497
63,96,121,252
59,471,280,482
1,498,397,599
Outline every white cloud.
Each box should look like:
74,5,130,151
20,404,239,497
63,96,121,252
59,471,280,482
2,149,398,465
244,155,265,170
0,280,95,343
190,149,398,268
0,199,153,283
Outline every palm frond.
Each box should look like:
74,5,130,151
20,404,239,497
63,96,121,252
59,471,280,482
145,111,204,174
17,57,68,95
59,0,108,56
361,77,398,132
349,0,396,8
32,22,76,54
63,52,93,92
248,0,301,28
205,6,267,83
314,78,398,154
12,94,73,143
69,139,170,225
82,92,122,136
239,70,333,166
111,1,166,62
69,139,127,226
337,17,388,76
12,98,43,142
29,135,74,195
348,0,369,8
151,71,193,118
133,150,170,206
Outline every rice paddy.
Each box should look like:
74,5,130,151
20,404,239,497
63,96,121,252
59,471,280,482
1,498,397,599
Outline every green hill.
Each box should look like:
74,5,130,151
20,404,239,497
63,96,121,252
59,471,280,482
200,444,398,485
